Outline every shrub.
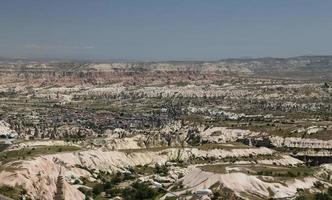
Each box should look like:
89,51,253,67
314,192,330,200
295,195,305,200
154,163,169,176
328,187,332,196
121,181,161,200
92,183,104,196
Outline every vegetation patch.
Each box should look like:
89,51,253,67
0,145,81,163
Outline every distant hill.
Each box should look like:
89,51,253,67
0,55,331,80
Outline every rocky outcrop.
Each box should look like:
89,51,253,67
271,136,332,149
0,121,17,138
0,147,273,200
179,168,317,199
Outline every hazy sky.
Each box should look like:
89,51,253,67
1,0,332,60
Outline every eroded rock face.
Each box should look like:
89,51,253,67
0,147,273,200
97,124,263,149
0,120,17,138
271,136,332,149
200,127,259,143
180,168,317,199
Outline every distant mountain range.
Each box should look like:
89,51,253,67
0,55,332,80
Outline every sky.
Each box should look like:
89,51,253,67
0,0,332,60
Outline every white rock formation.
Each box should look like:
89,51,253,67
0,120,17,138
179,168,317,199
0,147,273,200
200,127,257,143
270,136,332,149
